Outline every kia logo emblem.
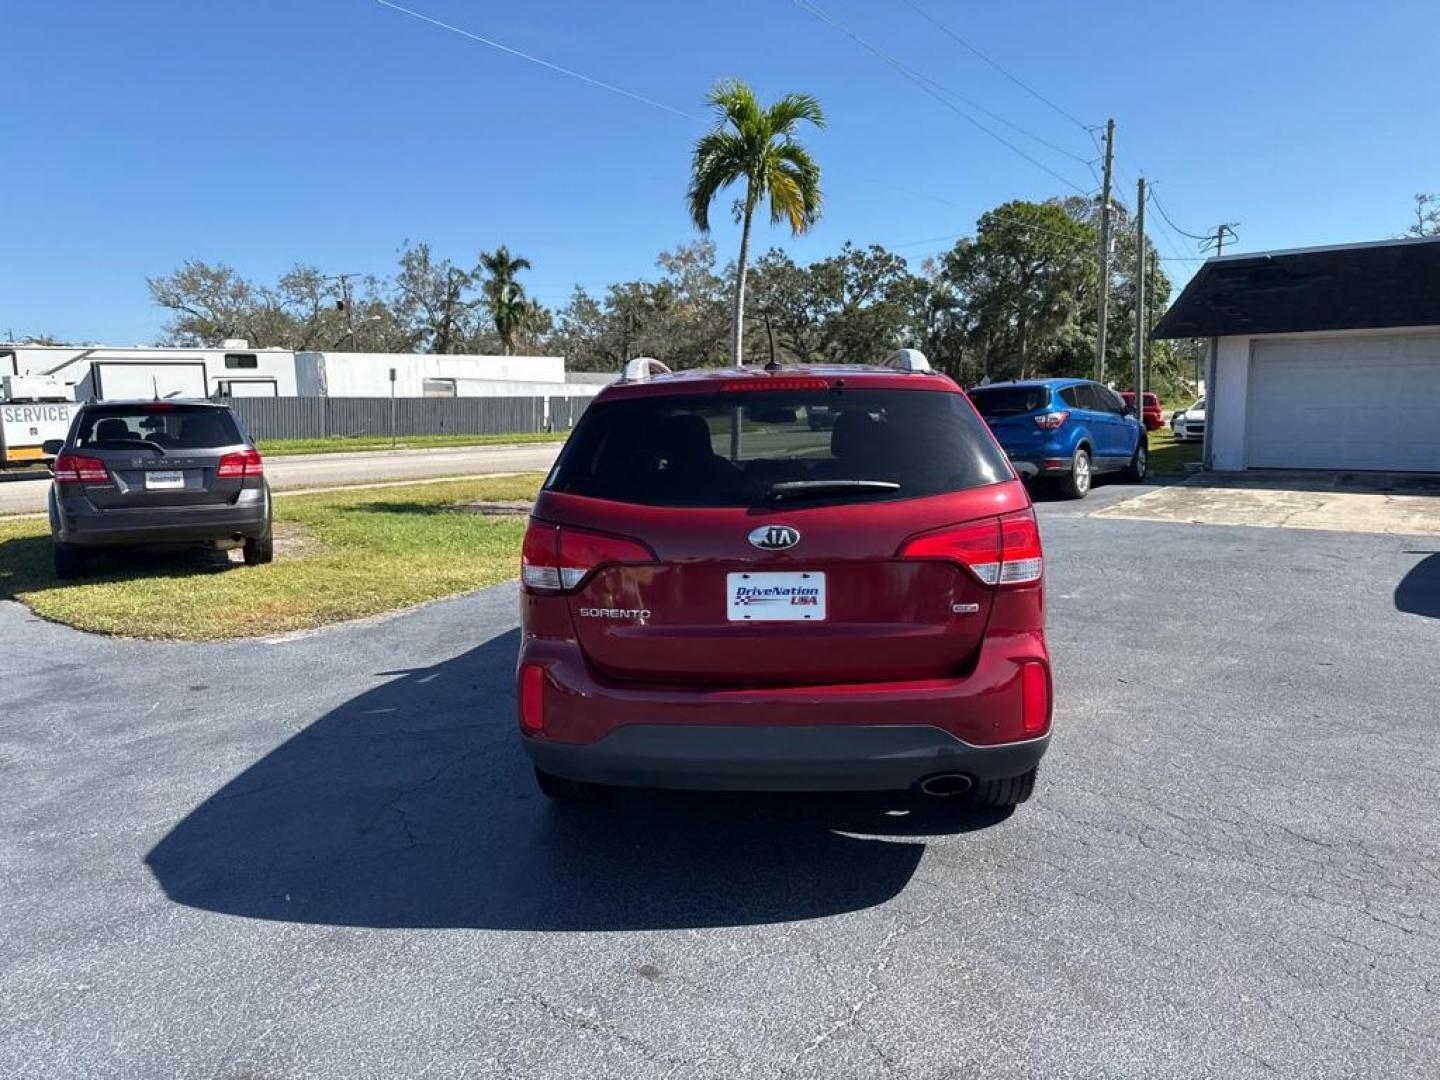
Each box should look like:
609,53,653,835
749,524,800,550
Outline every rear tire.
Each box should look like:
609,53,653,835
1125,440,1149,482
534,767,609,803
53,543,88,580
243,527,274,566
1057,447,1091,499
969,767,1037,808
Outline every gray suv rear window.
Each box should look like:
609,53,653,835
74,405,243,452
547,388,1010,508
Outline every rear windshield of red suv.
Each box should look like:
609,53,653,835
546,387,1011,508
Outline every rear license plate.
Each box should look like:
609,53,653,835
144,470,185,490
726,571,826,622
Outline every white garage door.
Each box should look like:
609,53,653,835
1246,333,1440,472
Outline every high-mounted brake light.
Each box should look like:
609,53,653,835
899,508,1043,587
216,448,264,478
521,522,655,593
53,454,111,484
719,377,830,393
1033,411,1070,430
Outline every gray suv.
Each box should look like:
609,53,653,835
46,400,273,579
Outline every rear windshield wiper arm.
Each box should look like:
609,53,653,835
765,479,901,503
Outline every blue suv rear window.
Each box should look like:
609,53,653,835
969,386,1049,417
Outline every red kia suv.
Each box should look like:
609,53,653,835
517,350,1051,808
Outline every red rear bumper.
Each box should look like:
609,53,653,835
515,622,1050,791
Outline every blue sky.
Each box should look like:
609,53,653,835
4,0,1437,344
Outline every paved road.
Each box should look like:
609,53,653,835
2,483,1438,1078
0,442,563,515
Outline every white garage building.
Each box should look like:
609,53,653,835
1152,237,1440,473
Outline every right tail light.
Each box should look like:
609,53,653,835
899,509,1044,587
1033,411,1069,430
217,449,265,478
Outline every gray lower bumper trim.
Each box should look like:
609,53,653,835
524,725,1049,793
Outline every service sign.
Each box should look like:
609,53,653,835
1,401,78,460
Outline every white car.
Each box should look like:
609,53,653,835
1169,398,1206,442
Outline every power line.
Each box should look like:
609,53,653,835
899,0,1092,130
1148,187,1213,242
793,0,1090,195
373,0,702,123
901,67,1095,166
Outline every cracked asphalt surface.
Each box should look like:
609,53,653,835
2,481,1438,1078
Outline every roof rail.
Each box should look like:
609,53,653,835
886,348,933,373
622,356,672,382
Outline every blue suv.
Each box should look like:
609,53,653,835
969,379,1147,499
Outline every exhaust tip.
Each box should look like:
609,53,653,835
918,773,973,798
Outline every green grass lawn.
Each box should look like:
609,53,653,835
1147,427,1202,477
257,431,569,457
0,474,545,640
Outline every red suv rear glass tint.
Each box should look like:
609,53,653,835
547,388,1010,508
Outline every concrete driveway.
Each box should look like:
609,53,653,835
2,489,1438,1078
1097,470,1440,535
0,441,563,516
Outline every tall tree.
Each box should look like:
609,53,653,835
942,201,1097,381
478,245,535,355
391,242,479,354
687,79,824,366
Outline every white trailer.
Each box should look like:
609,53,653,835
7,341,299,399
1,375,79,467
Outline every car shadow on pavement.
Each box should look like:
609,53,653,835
1396,552,1440,619
146,628,1008,932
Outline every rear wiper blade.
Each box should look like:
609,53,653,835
765,479,901,503
101,438,166,455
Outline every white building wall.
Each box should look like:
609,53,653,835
1211,335,1252,471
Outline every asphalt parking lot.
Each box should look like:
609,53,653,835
2,481,1438,1079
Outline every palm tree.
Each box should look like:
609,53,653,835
478,245,533,354
688,79,824,366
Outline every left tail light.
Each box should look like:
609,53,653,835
217,448,264,478
521,521,655,593
899,508,1044,587
53,454,110,484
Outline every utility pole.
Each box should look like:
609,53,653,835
1093,118,1115,382
326,273,362,349
1200,223,1239,259
1133,177,1147,405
